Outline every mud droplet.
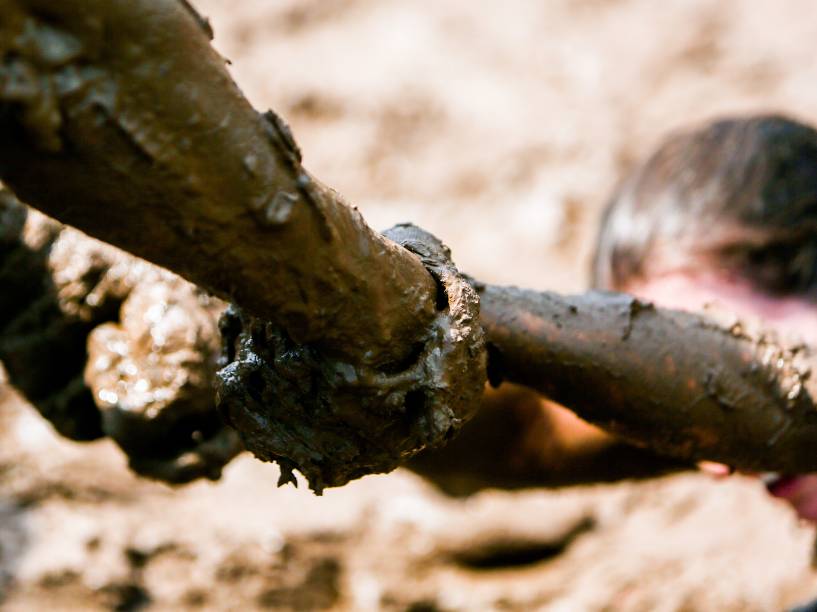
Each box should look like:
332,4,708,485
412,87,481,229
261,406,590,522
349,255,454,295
621,297,654,340
787,381,802,402
729,322,743,337
27,22,84,66
98,389,118,405
243,154,258,175
761,346,777,367
264,191,299,225
179,0,214,40
263,110,302,163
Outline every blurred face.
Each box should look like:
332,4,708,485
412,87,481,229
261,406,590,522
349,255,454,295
622,267,817,347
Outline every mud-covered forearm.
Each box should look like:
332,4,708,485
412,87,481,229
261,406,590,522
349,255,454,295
0,0,438,368
479,284,817,474
0,1,485,491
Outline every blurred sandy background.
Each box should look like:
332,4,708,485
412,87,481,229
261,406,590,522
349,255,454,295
4,0,817,609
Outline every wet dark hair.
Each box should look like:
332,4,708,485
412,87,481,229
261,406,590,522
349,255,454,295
591,115,817,296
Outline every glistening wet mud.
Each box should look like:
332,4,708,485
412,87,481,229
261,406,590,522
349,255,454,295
0,192,240,484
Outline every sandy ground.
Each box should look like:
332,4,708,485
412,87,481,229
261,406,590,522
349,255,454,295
4,0,817,609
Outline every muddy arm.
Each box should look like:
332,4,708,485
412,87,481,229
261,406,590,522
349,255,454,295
408,383,689,496
0,0,438,368
0,0,486,492
3,0,817,489
480,284,817,474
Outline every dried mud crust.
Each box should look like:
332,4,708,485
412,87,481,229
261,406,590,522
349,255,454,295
0,191,241,483
216,224,487,493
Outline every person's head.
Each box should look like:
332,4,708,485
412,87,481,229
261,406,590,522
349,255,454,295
592,114,817,342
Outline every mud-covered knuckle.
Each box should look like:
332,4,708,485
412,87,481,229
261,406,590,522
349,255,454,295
85,274,241,484
215,224,486,493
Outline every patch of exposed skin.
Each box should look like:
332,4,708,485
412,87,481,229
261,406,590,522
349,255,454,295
216,225,486,493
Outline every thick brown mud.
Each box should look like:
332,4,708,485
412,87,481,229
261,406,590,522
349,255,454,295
0,191,240,484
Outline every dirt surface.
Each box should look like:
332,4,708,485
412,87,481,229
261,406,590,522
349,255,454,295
4,0,817,609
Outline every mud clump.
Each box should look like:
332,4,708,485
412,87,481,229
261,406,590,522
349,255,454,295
0,191,240,483
216,224,487,493
86,273,241,483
